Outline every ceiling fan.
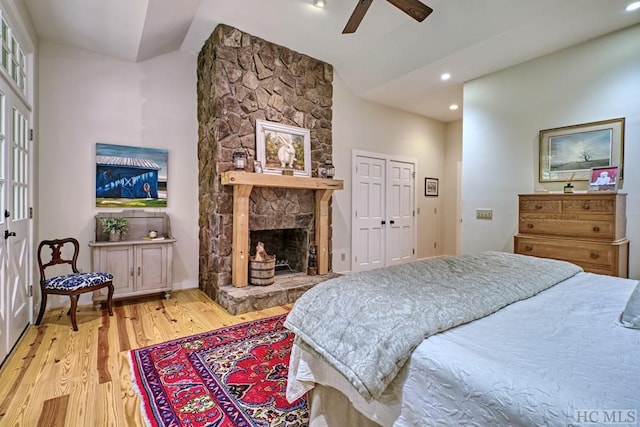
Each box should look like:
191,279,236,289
343,0,433,34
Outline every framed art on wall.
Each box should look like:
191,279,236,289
256,119,311,177
425,177,439,197
96,143,168,208
539,117,624,183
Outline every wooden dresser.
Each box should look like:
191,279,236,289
514,193,628,277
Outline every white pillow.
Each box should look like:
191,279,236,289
619,282,640,329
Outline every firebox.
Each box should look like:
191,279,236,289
250,228,309,274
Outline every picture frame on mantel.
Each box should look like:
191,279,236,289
539,117,625,183
256,119,311,177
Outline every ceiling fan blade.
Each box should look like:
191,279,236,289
342,0,374,34
386,0,433,22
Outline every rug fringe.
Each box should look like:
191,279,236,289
127,350,155,427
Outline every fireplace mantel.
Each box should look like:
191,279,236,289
221,171,344,287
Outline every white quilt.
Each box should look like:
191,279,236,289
288,272,640,426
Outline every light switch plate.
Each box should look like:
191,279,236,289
476,209,493,220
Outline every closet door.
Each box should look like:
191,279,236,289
353,155,385,272
386,160,416,266
352,152,416,273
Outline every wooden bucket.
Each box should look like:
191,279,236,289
249,256,276,286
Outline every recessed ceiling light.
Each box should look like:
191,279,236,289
314,0,326,8
441,73,451,81
449,104,459,111
626,2,640,11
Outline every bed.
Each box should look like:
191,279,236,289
284,252,640,426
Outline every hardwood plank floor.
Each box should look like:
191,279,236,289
0,289,291,426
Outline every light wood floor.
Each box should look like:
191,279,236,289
0,289,291,426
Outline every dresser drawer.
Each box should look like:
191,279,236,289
563,198,615,214
514,235,628,277
518,218,614,240
519,199,561,213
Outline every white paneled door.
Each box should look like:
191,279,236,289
0,81,31,365
352,152,416,273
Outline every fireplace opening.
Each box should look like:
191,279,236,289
250,228,309,275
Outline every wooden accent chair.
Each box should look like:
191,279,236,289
36,238,114,331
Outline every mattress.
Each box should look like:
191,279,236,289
287,272,640,426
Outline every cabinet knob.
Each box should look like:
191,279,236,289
137,267,141,276
130,267,134,277
592,226,600,232
583,204,590,210
527,223,534,229
590,252,600,259
524,245,533,251
534,204,542,210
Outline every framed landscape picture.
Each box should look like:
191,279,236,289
539,118,624,183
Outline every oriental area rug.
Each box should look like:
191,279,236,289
129,314,309,427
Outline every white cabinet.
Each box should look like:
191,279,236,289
90,240,174,303
90,211,175,304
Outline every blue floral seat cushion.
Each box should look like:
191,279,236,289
44,272,113,291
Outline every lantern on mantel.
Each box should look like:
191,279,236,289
324,160,335,179
233,149,247,170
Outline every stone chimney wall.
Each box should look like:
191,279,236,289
197,24,334,301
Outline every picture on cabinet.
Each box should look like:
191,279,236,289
538,117,624,183
588,165,619,192
95,143,168,207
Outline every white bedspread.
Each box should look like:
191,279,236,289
285,252,581,400
288,272,640,427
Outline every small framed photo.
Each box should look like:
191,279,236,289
588,166,619,192
254,160,263,173
425,177,439,197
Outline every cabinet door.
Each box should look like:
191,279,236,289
136,244,168,292
98,245,135,295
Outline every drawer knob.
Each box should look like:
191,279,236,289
524,245,533,252
527,223,534,229
583,204,590,210
534,204,542,210
593,226,600,232
590,252,600,259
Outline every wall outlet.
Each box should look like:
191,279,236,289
476,209,493,220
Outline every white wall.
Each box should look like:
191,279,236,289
443,120,462,256
38,42,199,307
332,75,447,272
37,42,450,307
462,24,640,278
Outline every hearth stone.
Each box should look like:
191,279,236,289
217,272,339,315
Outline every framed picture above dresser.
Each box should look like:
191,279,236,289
514,193,628,278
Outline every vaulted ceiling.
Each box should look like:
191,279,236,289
23,0,640,122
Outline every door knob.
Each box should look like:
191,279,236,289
4,230,16,239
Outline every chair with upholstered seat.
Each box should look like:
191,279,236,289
36,237,114,331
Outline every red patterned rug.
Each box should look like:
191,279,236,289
129,314,308,426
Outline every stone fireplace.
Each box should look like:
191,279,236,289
197,24,338,314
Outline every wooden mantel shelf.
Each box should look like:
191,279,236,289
221,171,344,287
221,171,344,190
